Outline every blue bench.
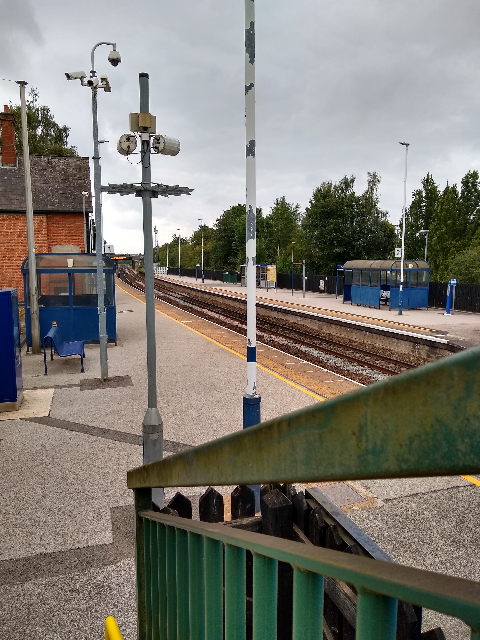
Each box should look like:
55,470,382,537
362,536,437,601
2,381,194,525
43,324,85,375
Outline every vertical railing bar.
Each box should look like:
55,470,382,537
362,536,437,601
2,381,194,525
253,552,277,640
471,631,480,640
176,528,190,640
225,544,246,640
150,520,160,640
166,525,177,640
189,532,205,640
356,590,397,640
157,522,167,640
205,537,223,640
292,568,323,640
135,488,152,640
144,518,152,640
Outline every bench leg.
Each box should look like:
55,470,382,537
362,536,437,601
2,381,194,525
50,344,54,361
44,346,48,375
80,355,84,373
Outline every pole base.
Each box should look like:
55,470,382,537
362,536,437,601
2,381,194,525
143,408,164,509
243,394,261,511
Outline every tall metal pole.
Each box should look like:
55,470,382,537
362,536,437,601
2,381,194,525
139,72,163,509
398,142,409,316
177,229,181,277
424,231,429,262
244,0,261,510
92,86,108,378
198,218,204,283
291,242,295,296
166,243,169,269
17,81,40,354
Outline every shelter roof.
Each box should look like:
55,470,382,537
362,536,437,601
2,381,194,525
343,259,429,270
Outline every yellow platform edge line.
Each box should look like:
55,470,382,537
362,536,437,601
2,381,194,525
116,283,325,403
461,475,480,487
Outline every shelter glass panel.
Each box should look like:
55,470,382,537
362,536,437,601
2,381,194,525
370,270,379,287
344,270,353,285
361,271,369,287
38,273,70,306
353,270,360,286
391,271,400,288
72,273,97,306
418,271,428,286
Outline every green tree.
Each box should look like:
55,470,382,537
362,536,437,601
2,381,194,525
8,88,77,156
448,246,480,284
429,182,469,280
263,197,301,263
210,204,263,270
301,173,394,274
404,173,440,259
459,170,480,244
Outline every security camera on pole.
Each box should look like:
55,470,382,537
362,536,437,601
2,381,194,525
102,73,192,509
66,42,122,380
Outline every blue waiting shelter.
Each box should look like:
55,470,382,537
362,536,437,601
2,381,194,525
22,253,117,348
341,259,430,310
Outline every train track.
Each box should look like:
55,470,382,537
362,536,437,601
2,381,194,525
117,268,419,385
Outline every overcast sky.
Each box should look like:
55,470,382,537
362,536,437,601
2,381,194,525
2,0,480,254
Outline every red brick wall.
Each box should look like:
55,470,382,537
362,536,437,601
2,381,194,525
0,212,84,300
0,105,16,165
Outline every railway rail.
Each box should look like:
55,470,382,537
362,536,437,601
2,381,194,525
117,267,459,386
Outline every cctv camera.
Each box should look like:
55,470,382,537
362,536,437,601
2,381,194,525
86,77,100,88
99,76,112,92
65,71,87,81
108,50,121,67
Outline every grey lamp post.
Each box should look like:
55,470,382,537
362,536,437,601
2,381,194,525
417,229,429,262
66,42,121,380
198,218,204,283
398,141,410,316
177,229,181,277
153,225,158,263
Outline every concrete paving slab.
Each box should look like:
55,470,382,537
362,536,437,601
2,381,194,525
0,388,54,421
358,476,471,501
0,559,137,640
0,419,141,560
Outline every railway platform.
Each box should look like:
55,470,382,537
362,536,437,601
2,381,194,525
165,274,480,349
0,281,478,639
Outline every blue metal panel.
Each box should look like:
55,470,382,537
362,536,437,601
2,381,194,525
343,284,352,302
0,289,23,404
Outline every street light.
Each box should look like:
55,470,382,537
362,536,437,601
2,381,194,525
177,228,181,277
66,42,121,380
198,218,204,283
291,241,296,296
398,141,410,316
417,229,429,262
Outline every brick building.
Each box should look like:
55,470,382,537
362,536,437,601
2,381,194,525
0,105,92,299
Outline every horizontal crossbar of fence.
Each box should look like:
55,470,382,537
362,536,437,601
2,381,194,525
138,510,480,634
127,346,480,489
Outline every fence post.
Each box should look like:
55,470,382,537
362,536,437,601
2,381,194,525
135,488,152,640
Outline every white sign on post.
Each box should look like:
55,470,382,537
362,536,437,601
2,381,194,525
395,248,402,258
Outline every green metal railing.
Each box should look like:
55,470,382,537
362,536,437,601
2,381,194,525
128,346,480,640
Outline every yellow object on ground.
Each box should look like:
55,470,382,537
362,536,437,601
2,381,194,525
105,616,123,640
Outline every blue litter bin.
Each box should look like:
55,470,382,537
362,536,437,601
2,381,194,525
0,288,23,410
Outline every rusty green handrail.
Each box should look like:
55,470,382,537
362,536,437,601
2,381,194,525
128,346,480,640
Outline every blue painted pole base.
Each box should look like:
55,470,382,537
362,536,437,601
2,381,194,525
243,393,261,512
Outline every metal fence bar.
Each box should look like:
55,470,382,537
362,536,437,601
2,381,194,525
135,488,151,640
188,532,205,640
292,568,323,640
149,519,161,640
356,591,397,640
157,522,167,640
128,347,480,490
144,519,153,640
225,544,246,640
205,537,223,640
166,526,177,640
176,528,190,640
253,553,277,640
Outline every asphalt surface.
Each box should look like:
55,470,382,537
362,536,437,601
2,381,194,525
0,282,478,639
